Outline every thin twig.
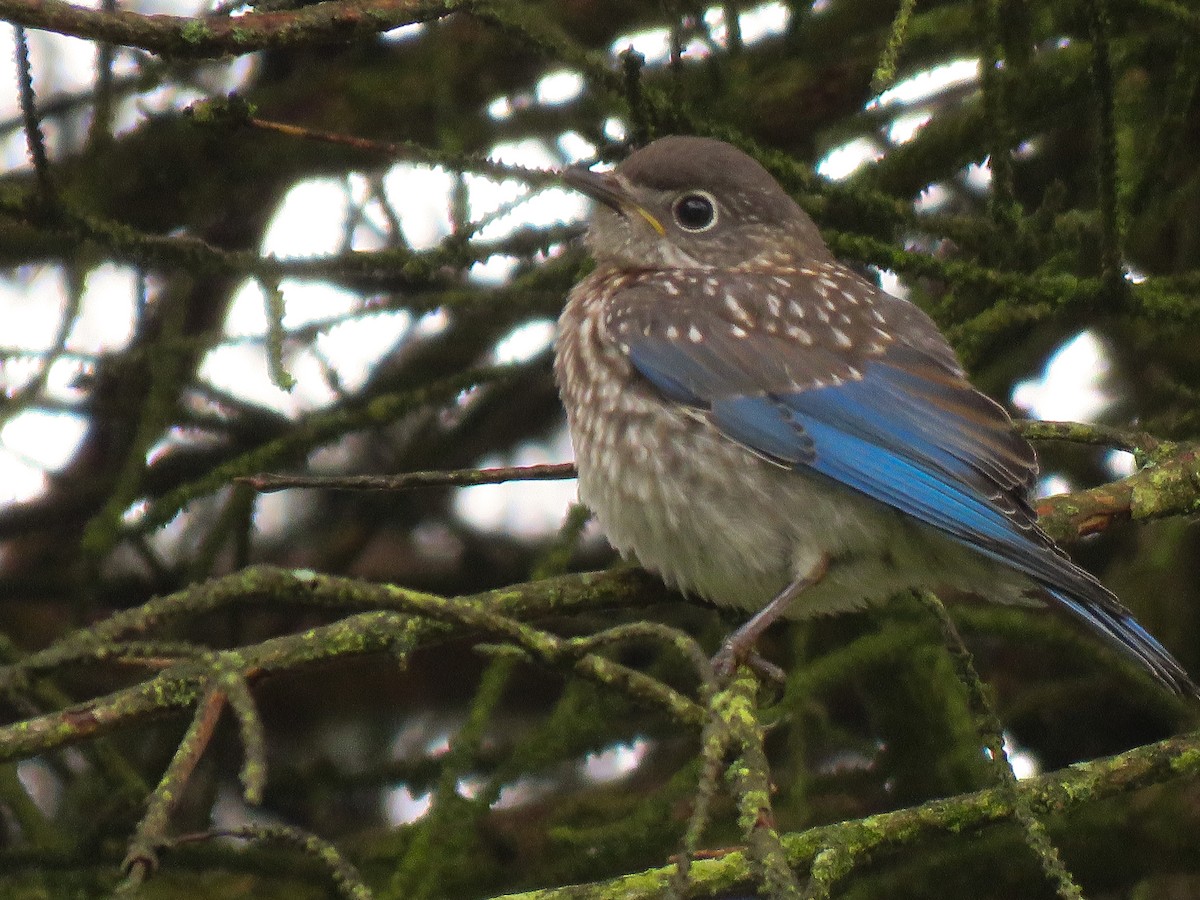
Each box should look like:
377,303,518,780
1086,0,1125,298
919,591,1085,900
172,825,373,900
0,0,474,59
13,25,55,205
118,686,228,890
1015,419,1161,455
236,462,577,493
241,112,564,188
870,0,918,94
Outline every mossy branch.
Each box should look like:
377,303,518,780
1,422,1198,891
0,0,474,59
0,566,683,765
485,728,1200,899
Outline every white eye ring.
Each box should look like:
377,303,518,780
671,191,719,233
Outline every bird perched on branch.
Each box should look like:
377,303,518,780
554,135,1196,696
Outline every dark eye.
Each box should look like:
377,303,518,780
672,191,718,232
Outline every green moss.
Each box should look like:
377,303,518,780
179,20,213,45
1169,749,1200,774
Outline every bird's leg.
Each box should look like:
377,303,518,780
712,555,830,677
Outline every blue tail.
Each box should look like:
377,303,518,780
1046,584,1197,697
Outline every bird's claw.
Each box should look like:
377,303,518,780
710,645,786,684
710,643,739,680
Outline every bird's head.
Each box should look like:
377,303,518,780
561,136,831,271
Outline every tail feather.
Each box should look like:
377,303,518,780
1046,584,1198,698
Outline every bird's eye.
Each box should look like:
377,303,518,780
672,192,718,233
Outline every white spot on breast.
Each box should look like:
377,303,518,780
832,328,852,348
688,324,704,343
841,289,860,305
766,294,782,316
816,308,830,323
872,309,887,324
786,324,813,345
729,325,749,338
665,325,680,340
773,276,791,288
703,279,719,297
787,301,806,319
724,295,754,326
663,281,680,296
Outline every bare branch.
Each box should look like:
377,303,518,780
236,462,577,493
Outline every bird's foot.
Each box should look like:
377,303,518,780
710,645,786,683
711,557,829,680
710,638,741,680
711,632,785,680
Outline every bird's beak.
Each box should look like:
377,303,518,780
559,166,666,236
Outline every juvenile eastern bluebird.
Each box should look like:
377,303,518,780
554,135,1197,695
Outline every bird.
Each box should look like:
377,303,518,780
553,134,1197,697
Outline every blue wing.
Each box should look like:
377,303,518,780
609,271,1194,694
629,339,1049,574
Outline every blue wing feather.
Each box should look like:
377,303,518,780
622,324,1194,693
793,416,1019,550
711,395,813,465
1045,588,1184,688
630,337,1049,572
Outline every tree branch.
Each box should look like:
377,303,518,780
0,0,473,59
236,463,577,493
489,728,1200,899
1034,442,1200,540
234,430,1200,543
0,566,678,764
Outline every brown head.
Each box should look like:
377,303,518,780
561,136,831,270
